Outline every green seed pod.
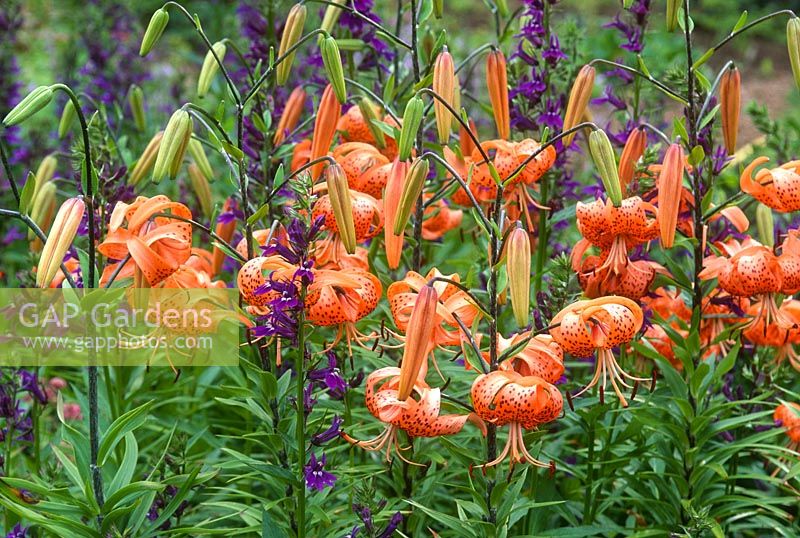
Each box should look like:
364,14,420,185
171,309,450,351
397,96,424,161
276,4,307,85
666,0,679,32
506,226,531,328
153,109,193,183
128,85,146,132
197,41,227,98
321,0,346,35
394,158,429,235
325,163,357,254
788,18,800,92
756,203,775,248
588,129,622,207
188,163,213,219
139,8,169,57
433,0,443,18
188,138,214,182
321,37,347,104
129,131,163,186
58,100,76,139
357,97,386,149
3,86,53,127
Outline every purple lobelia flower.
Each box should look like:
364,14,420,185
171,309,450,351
308,352,347,398
5,524,27,538
311,415,343,445
304,452,337,491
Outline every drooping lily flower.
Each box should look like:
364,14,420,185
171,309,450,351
237,255,299,311
312,188,383,264
421,195,463,241
740,157,800,213
774,402,800,448
98,195,193,287
640,288,691,370
550,296,646,407
337,103,399,160
743,299,800,371
332,142,392,199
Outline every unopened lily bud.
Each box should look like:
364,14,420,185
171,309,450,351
394,158,429,235
325,163,357,254
384,159,408,270
486,49,510,140
618,126,647,191
139,8,169,57
34,155,57,195
562,65,595,146
357,97,386,149
36,197,85,288
320,37,347,104
666,0,679,31
188,138,214,181
3,86,53,126
128,131,163,186
433,48,456,143
658,143,685,248
720,65,741,156
310,85,341,180
29,182,56,243
460,119,478,157
188,163,213,219
58,100,76,139
433,0,443,18
153,109,193,183
197,41,227,98
128,85,146,132
789,18,800,91
398,284,438,400
273,87,306,146
321,0,346,34
588,129,622,207
335,39,365,51
756,203,775,248
397,96,424,161
506,226,531,327
276,4,307,85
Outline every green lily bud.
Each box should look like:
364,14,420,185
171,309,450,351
34,155,57,195
357,97,385,149
129,131,163,186
756,203,775,248
788,17,800,92
321,0,346,35
139,8,169,57
128,85,146,132
433,0,443,18
29,182,56,242
666,0,679,32
3,86,53,126
276,4,307,85
153,109,193,183
325,163,357,254
589,129,623,207
188,138,214,182
188,163,213,219
320,37,347,104
197,41,227,98
394,158,429,235
58,100,76,139
397,96,424,161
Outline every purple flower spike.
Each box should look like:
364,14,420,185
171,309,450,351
304,453,337,491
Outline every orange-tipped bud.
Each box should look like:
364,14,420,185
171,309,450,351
562,65,595,146
486,49,510,140
325,163,357,254
506,226,531,327
433,48,456,143
459,119,478,157
273,87,306,145
658,143,685,248
720,65,741,156
398,284,438,400
212,198,237,274
384,159,409,269
618,126,647,192
37,197,85,288
310,85,342,180
276,3,307,85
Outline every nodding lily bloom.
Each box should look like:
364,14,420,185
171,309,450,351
774,402,800,447
471,336,563,468
213,198,237,273
342,367,485,463
741,157,800,213
332,142,392,198
421,196,463,241
98,195,193,287
305,268,381,351
640,288,691,369
162,248,226,289
237,255,299,311
337,104,399,160
699,237,800,329
235,228,284,260
550,296,646,407
290,138,312,172
313,241,369,271
444,146,496,207
576,256,660,300
742,299,800,371
312,189,383,264
572,197,658,297
309,84,342,181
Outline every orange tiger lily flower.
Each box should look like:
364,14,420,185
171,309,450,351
161,248,225,289
384,159,409,270
332,142,392,198
309,84,342,180
98,195,193,287
550,296,646,407
774,402,800,446
273,86,306,145
741,157,800,213
742,299,800,371
337,104,399,160
342,367,484,463
237,255,299,310
496,332,565,382
421,195,463,241
312,241,369,271
312,188,383,264
576,255,659,300
213,198,237,274
443,146,497,206
290,138,312,172
640,288,690,370
235,228,285,260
